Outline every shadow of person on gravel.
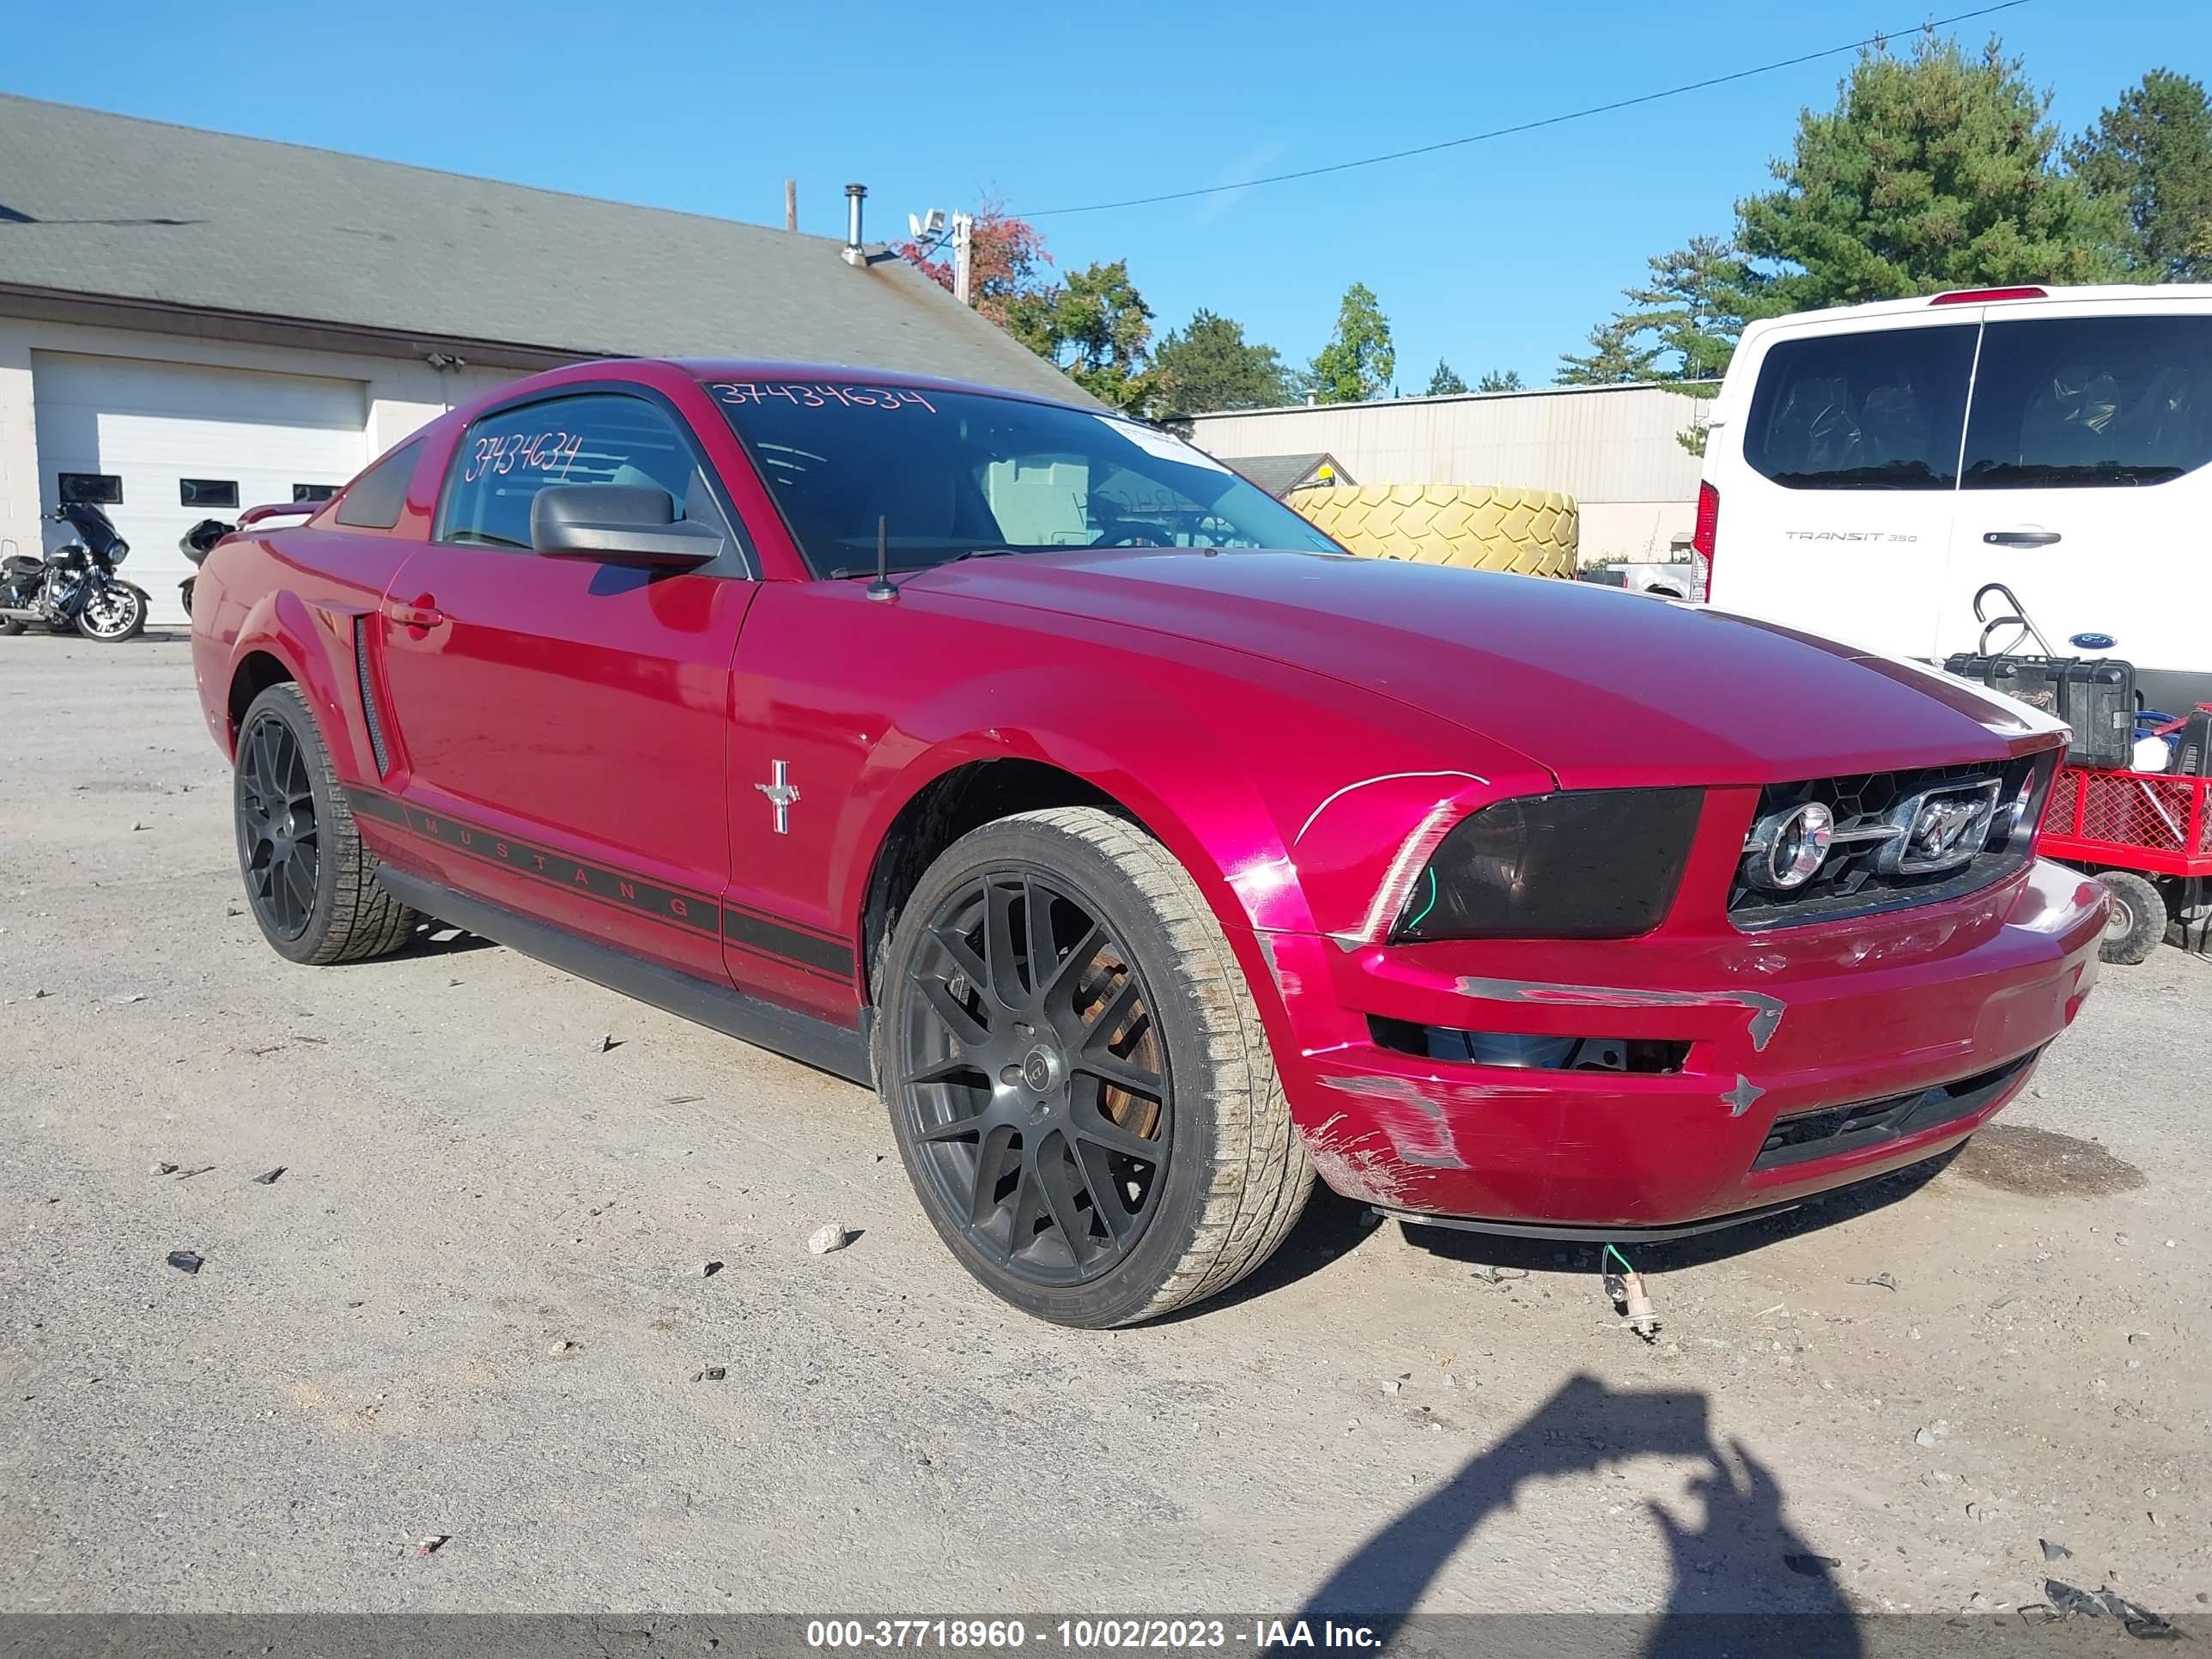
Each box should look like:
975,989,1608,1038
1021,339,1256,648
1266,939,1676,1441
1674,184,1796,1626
1290,1374,1861,1657
1640,1437,1860,1658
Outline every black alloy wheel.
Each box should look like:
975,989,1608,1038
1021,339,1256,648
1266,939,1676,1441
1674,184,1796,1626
230,682,419,965
238,708,320,940
895,867,1170,1287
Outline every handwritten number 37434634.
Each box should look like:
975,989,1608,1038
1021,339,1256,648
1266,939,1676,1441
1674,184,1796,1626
464,429,585,484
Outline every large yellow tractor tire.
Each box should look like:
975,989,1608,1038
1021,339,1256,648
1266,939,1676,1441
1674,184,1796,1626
1286,483,1578,578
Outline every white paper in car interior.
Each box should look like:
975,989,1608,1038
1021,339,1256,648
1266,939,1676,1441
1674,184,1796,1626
1103,419,1230,473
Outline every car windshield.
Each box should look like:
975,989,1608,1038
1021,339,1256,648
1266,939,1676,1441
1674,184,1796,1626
702,379,1341,575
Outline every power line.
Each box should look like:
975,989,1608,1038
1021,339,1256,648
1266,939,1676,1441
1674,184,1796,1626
1023,0,2032,218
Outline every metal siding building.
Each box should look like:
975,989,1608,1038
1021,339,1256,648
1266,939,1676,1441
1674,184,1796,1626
1187,382,1708,563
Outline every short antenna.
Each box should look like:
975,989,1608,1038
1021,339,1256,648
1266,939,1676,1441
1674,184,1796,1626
866,515,897,602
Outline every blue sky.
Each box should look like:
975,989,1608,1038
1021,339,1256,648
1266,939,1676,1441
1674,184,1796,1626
4,0,2203,391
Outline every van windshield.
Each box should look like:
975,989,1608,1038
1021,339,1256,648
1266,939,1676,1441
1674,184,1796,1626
1961,314,2212,489
701,379,1340,575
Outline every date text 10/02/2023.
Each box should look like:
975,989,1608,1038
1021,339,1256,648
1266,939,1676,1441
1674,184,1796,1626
804,1620,1385,1650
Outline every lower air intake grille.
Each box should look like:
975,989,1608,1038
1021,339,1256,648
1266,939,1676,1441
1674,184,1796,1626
353,615,391,775
1750,1049,2039,1172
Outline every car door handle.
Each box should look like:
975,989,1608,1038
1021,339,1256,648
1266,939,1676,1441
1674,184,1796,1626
1982,530,2061,548
386,598,444,629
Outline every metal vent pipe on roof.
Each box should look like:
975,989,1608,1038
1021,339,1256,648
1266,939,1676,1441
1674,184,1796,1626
843,183,867,265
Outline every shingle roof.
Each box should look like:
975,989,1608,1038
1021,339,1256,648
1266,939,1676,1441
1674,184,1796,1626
1224,453,1351,497
0,94,1087,402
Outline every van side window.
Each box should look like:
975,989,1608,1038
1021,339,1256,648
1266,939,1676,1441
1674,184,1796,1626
1962,315,2212,489
1742,325,1977,490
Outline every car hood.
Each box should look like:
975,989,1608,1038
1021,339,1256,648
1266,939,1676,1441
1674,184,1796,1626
912,549,2063,788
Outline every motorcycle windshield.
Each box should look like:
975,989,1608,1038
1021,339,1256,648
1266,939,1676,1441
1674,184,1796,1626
61,501,125,556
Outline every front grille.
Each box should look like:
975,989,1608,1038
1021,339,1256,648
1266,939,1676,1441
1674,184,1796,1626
1728,754,2052,930
1751,1049,2038,1171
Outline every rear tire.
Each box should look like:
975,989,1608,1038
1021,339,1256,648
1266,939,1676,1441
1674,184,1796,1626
875,807,1312,1327
234,682,419,964
0,619,21,636
2097,870,2165,965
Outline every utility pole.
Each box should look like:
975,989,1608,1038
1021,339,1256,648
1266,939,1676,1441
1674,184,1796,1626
784,178,797,233
951,210,975,307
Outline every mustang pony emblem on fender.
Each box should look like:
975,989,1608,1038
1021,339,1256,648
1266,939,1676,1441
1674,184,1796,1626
756,760,800,834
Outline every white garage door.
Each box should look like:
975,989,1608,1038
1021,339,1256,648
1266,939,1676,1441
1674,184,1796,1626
32,352,368,624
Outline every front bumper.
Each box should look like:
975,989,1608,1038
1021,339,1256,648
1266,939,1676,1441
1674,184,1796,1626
1255,856,2106,1227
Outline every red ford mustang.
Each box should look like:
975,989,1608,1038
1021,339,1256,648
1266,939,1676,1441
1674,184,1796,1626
190,359,2106,1326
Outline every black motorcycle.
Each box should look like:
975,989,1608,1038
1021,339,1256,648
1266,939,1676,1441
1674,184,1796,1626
0,501,152,642
178,517,235,621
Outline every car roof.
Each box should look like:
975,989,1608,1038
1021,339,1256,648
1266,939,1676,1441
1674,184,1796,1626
1743,283,2212,337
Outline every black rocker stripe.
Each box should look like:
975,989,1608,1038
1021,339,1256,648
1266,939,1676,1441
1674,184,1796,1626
346,789,858,981
347,788,717,935
720,903,856,979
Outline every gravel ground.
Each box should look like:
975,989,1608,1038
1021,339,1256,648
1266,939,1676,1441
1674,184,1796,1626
3,635,2207,1620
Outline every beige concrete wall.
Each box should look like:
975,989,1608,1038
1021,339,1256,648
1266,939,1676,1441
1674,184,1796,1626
1579,500,1698,566
0,311,518,565
1188,382,1706,532
0,331,34,565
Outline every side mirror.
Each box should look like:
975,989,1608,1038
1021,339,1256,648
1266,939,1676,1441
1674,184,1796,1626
530,484,722,571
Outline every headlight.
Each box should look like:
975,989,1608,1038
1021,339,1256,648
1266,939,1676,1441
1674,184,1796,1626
1390,789,1705,943
109,540,129,566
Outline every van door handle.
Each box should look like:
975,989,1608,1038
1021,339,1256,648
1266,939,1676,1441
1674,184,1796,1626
1983,530,2061,548
386,597,444,629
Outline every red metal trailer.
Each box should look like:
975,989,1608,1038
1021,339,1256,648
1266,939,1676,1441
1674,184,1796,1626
2039,763,2212,962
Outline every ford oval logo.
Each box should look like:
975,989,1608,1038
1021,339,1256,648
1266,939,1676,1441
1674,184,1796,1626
2069,631,2117,651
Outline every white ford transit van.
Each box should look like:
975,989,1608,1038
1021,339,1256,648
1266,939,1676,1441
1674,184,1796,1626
1697,284,2212,714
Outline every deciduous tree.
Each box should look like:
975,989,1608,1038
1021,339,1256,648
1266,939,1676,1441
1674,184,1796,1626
1004,260,1157,413
1474,368,1524,392
1425,360,1468,395
898,203,1054,326
1310,283,1396,404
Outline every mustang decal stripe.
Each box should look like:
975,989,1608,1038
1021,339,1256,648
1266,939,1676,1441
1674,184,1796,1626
347,788,718,935
345,788,854,979
720,906,854,979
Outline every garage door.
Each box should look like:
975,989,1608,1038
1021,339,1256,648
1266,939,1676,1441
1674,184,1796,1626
32,353,368,624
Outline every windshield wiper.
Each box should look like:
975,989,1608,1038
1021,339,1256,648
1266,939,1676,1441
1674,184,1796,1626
824,546,1022,580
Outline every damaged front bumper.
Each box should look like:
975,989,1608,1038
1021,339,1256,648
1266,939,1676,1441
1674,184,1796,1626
1252,856,2106,1231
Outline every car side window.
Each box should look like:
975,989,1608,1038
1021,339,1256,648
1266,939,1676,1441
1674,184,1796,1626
1742,325,1978,490
435,393,723,550
1961,314,2212,489
336,440,422,530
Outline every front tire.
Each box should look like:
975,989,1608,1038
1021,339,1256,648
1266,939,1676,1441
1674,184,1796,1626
234,683,419,964
76,583,146,641
2097,870,2166,965
876,807,1312,1328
